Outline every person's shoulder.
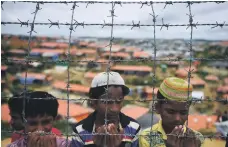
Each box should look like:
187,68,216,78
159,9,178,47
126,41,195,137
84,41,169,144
56,137,71,147
120,112,141,131
7,138,24,147
188,128,205,144
140,126,158,136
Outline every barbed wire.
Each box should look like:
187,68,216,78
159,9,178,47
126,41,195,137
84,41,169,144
1,1,228,146
1,130,228,140
1,96,228,104
2,21,228,28
2,1,226,4
2,57,228,65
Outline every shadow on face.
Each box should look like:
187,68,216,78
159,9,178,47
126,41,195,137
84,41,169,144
25,114,54,133
94,86,124,125
156,100,190,130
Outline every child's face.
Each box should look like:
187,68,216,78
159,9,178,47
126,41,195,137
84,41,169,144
25,114,54,133
95,86,124,125
156,100,190,130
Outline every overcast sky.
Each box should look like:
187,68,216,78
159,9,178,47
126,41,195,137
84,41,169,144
1,1,228,40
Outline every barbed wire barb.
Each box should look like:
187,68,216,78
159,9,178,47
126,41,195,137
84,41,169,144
48,19,60,28
73,19,85,29
160,18,169,30
131,21,140,30
17,19,29,27
164,1,173,9
211,21,226,29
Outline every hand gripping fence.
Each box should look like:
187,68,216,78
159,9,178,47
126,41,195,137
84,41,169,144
1,1,228,147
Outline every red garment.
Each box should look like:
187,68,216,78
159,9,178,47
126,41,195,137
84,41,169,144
11,127,62,143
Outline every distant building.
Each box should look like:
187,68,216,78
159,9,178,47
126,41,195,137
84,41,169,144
205,75,219,82
209,61,228,70
84,72,98,83
143,87,159,100
111,65,152,76
101,52,131,60
16,72,50,85
7,49,26,58
40,42,68,49
52,81,90,95
133,51,151,59
190,78,206,89
57,100,93,123
217,85,228,95
188,115,217,131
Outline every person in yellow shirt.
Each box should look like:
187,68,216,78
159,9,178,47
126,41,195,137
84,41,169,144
139,77,204,147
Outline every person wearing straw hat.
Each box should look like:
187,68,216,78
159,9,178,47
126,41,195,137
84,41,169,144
71,72,141,147
139,77,204,147
7,91,70,147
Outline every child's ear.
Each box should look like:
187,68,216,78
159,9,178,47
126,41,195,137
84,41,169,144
89,98,97,109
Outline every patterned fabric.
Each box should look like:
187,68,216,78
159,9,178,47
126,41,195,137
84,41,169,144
71,111,141,147
11,127,62,143
7,137,71,147
139,120,204,147
159,77,193,101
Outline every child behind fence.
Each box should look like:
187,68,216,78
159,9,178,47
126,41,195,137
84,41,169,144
71,72,141,147
139,77,204,147
7,91,71,147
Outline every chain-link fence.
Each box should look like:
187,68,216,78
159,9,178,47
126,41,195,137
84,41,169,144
1,1,228,147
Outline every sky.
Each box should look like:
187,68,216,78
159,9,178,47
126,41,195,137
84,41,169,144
1,1,228,40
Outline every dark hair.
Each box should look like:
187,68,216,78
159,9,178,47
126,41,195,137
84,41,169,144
156,90,166,104
8,91,59,118
89,85,128,99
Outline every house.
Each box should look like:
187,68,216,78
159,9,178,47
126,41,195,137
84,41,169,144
101,52,131,60
166,61,181,69
57,100,93,122
188,115,217,131
205,75,219,82
121,46,141,53
217,85,228,95
84,72,98,83
40,42,68,49
133,51,151,59
79,49,97,58
1,65,8,78
121,105,149,120
96,58,112,70
175,66,197,79
31,48,65,60
190,77,206,89
75,58,98,71
16,72,48,85
111,65,152,76
142,87,159,100
209,61,228,70
52,81,90,95
7,49,26,57
70,49,97,58
78,41,89,48
99,45,124,53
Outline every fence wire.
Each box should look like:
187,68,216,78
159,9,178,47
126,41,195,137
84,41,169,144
1,1,228,147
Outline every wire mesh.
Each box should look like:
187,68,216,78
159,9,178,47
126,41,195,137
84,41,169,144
1,1,228,147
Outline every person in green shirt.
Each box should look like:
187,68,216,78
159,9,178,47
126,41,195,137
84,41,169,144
139,77,204,147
